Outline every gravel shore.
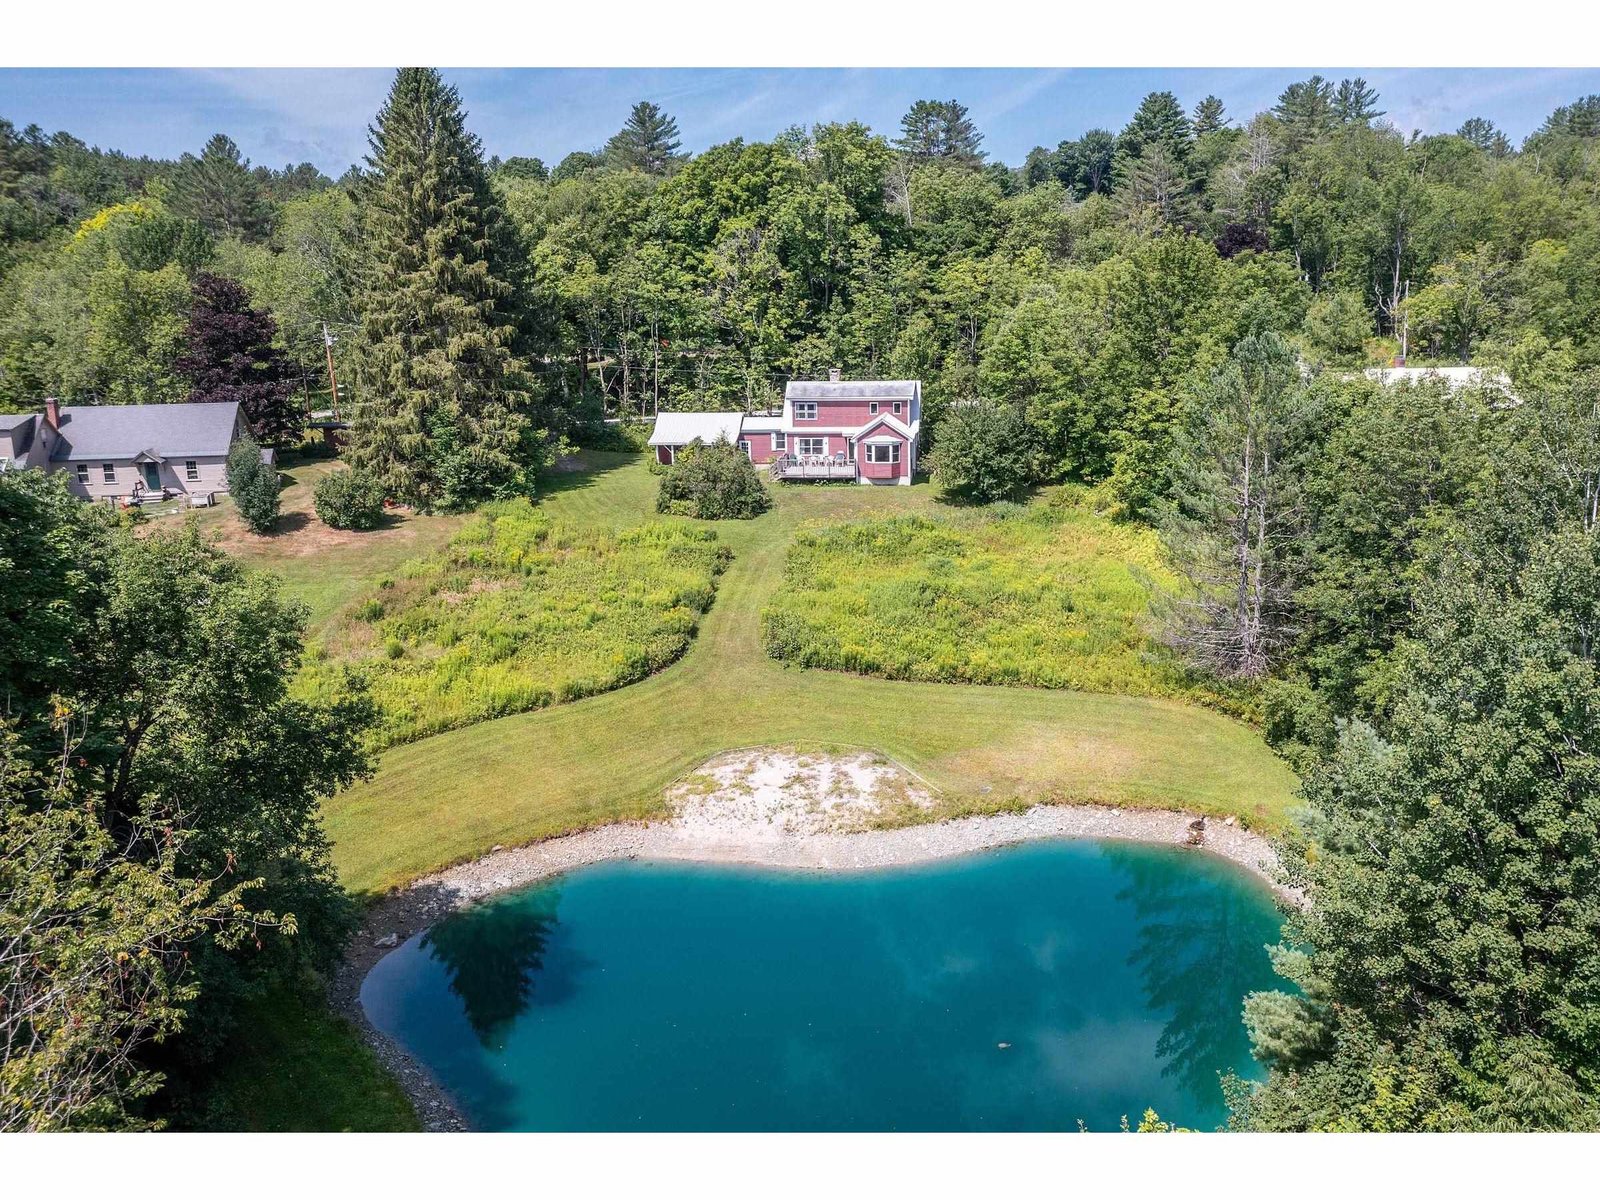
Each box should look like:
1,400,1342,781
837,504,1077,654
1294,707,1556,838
330,784,1290,1132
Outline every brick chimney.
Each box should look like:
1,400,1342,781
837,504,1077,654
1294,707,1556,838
44,396,60,430
828,367,842,382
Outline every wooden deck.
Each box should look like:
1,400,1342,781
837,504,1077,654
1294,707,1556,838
770,457,857,481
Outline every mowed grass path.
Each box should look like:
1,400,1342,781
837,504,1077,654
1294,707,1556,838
320,453,1298,895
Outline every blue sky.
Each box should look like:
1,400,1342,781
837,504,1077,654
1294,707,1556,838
3,67,1597,175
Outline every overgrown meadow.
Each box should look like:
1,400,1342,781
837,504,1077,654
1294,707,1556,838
760,491,1227,708
297,499,729,748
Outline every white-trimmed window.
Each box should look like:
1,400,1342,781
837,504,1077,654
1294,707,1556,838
185,460,200,482
869,401,879,414
737,439,752,459
101,463,115,484
892,401,903,416
866,442,901,464
773,432,786,450
796,437,827,456
794,401,817,420
76,464,90,484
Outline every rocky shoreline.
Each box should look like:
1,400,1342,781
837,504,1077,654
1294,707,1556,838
329,799,1290,1133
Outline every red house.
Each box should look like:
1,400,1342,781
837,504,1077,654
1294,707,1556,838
648,372,921,486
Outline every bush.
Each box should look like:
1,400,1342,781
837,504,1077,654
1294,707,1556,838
226,433,280,533
655,437,772,520
295,500,731,748
926,401,1037,503
313,467,385,531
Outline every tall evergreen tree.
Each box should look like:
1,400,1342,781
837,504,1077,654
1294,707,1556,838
1192,95,1229,136
166,134,273,242
346,68,544,512
894,100,986,167
1159,333,1317,679
1273,77,1337,149
604,101,685,175
1116,144,1199,229
175,272,300,443
1457,117,1512,157
1118,91,1193,162
1333,77,1384,125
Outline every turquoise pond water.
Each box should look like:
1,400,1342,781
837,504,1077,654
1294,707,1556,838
360,840,1285,1131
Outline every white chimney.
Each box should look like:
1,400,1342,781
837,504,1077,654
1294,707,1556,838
828,367,842,382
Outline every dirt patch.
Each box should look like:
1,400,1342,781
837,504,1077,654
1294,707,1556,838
665,747,935,838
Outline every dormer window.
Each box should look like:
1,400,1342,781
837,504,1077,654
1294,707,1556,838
794,401,817,420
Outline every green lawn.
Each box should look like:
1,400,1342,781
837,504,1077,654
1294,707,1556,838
179,978,419,1132
193,456,466,627
317,453,1299,895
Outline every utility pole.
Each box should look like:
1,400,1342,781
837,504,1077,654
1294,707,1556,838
322,322,342,421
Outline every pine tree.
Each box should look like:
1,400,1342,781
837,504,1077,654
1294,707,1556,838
1273,77,1337,149
1191,95,1228,137
1159,333,1317,679
346,68,543,512
1116,144,1199,229
175,273,300,443
1118,91,1193,162
1333,77,1384,125
167,134,273,241
894,100,986,167
1457,117,1512,157
604,102,685,175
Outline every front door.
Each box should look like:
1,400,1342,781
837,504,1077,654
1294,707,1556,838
142,463,161,491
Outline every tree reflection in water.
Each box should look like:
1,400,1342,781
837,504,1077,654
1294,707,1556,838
1102,844,1285,1112
421,883,579,1048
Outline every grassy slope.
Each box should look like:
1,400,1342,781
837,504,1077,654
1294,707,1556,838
191,456,466,626
322,454,1299,896
180,979,419,1132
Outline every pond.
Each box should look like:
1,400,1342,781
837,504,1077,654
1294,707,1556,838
360,840,1285,1131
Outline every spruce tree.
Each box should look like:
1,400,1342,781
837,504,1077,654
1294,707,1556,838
604,102,685,175
346,68,544,512
167,134,273,242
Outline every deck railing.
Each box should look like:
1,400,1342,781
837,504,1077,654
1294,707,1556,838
770,455,857,480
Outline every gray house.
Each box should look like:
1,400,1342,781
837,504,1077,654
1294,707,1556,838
0,398,258,503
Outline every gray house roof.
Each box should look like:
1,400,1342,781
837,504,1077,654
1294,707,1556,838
48,402,242,462
785,380,919,399
1,413,36,455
